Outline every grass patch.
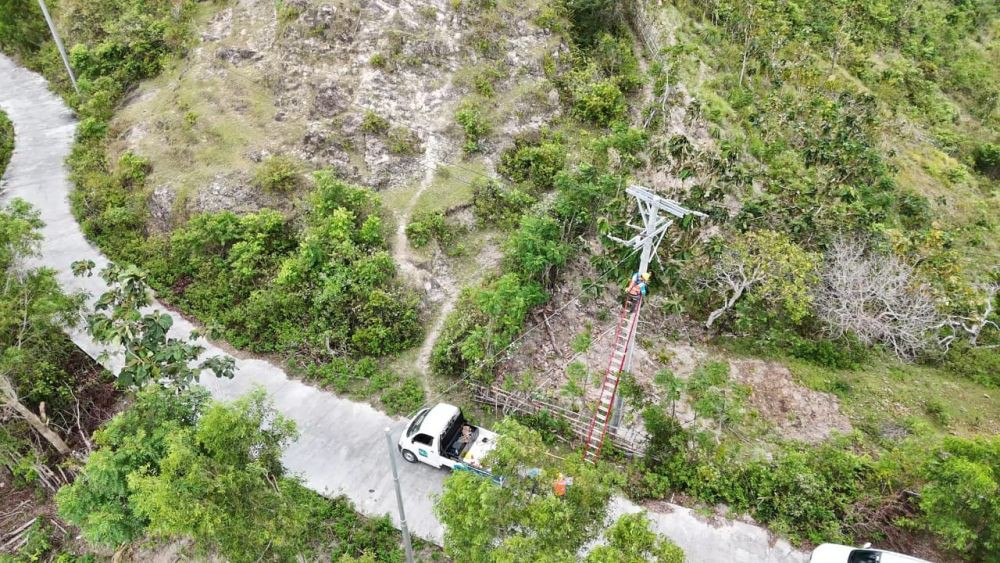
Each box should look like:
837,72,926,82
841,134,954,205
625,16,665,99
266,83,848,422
108,38,305,205
788,356,1000,439
415,162,488,215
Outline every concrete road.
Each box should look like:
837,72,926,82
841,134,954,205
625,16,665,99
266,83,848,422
0,54,808,563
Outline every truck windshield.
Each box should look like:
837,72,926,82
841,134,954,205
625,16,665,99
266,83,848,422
407,409,430,438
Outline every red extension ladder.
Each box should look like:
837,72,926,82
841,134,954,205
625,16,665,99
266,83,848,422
583,297,642,463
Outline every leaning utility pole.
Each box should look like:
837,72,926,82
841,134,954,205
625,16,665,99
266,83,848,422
384,427,415,563
604,185,706,430
36,0,78,94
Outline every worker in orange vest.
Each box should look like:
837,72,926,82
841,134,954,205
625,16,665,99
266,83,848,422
625,271,650,312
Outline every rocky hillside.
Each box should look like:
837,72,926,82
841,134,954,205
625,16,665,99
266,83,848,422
110,0,562,227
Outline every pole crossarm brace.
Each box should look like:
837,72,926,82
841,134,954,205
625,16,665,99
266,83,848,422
606,185,707,254
627,184,707,221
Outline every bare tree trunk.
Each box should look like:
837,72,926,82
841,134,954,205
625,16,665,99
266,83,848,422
706,284,747,328
4,397,71,455
1,375,71,455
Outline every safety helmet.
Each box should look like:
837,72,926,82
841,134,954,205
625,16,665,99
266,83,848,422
640,272,651,282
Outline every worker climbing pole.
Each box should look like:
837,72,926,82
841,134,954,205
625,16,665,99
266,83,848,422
583,185,706,463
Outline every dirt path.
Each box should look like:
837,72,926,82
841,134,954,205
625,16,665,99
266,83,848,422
391,131,458,396
388,79,461,397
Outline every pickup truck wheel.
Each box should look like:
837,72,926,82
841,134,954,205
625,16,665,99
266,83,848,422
401,449,418,464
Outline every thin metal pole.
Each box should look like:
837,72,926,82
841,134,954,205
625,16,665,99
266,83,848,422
384,427,415,563
36,0,79,94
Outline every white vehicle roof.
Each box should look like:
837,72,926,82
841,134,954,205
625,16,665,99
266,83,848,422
810,543,930,563
416,403,460,435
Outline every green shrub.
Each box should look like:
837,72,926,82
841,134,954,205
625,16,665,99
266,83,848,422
455,101,492,153
944,343,1000,387
563,0,621,46
0,110,13,178
592,32,643,93
512,410,573,445
972,142,1000,179
431,274,547,379
360,110,389,134
380,378,425,415
387,126,422,155
369,53,387,68
504,214,571,286
252,155,300,193
148,171,420,359
469,63,505,97
685,361,748,429
572,79,627,126
405,211,454,248
787,334,868,370
497,133,567,189
918,436,1000,560
471,179,536,228
590,125,648,170
923,397,952,426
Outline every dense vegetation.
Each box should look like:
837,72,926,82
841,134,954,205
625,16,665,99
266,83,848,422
430,0,999,559
0,0,427,412
142,171,421,358
436,418,684,562
1,2,421,559
3,0,998,560
58,386,408,562
0,199,114,561
619,360,1000,555
0,109,12,178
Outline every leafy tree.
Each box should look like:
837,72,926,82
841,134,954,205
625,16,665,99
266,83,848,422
72,260,235,389
572,79,627,126
56,385,210,546
431,273,547,379
703,230,819,329
585,512,684,563
0,0,48,59
435,419,617,562
471,179,536,229
58,386,404,560
563,0,621,46
497,133,568,190
504,215,571,286
128,390,311,562
973,143,1000,179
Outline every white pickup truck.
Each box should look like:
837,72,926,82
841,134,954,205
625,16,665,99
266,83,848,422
398,403,498,476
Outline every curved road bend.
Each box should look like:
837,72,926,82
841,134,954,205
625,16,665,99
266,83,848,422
0,55,807,563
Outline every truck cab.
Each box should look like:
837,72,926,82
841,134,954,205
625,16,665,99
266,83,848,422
398,403,498,473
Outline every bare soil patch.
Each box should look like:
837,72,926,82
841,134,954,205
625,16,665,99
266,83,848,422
730,359,852,443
